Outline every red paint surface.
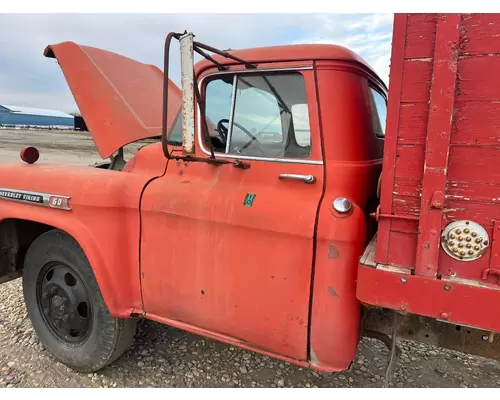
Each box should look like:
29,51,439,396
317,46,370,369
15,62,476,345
357,264,500,332
0,144,167,317
45,42,182,159
309,63,383,370
139,57,384,371
415,14,461,277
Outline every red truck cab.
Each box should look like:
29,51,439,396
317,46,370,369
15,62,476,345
139,42,386,372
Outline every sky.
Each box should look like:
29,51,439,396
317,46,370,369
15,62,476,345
0,13,394,114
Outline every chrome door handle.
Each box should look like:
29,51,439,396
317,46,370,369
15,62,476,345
279,174,316,184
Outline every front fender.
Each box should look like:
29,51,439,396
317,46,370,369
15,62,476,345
0,208,132,317
0,146,167,317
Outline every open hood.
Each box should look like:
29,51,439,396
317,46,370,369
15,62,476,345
44,42,182,159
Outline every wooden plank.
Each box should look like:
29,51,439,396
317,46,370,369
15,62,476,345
394,177,422,197
415,13,461,278
447,181,500,204
447,145,500,184
389,218,419,235
387,231,418,268
405,13,438,59
461,13,500,55
457,56,500,101
401,59,433,103
445,200,500,229
398,103,429,145
376,13,409,265
394,145,425,180
452,101,500,146
392,195,421,217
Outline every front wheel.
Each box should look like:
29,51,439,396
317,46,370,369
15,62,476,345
23,229,137,372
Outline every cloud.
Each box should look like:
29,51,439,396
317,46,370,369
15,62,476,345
0,13,393,113
292,13,394,84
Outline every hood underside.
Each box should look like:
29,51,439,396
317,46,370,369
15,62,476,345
44,42,182,159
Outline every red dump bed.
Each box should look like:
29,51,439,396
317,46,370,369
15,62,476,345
358,13,500,332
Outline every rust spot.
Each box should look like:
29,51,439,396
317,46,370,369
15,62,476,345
328,244,339,259
327,286,337,297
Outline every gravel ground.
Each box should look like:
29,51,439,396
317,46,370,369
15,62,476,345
2,128,500,388
2,279,500,389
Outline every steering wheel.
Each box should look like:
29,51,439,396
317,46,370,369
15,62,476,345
216,119,229,143
217,119,266,155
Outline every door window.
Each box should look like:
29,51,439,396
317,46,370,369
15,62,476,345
204,72,311,159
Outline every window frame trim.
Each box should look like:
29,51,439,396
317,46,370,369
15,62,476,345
368,85,388,140
196,66,323,165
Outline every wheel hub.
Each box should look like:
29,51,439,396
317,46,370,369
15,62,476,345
37,262,93,344
50,295,67,317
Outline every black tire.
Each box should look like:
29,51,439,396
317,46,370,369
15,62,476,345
23,229,137,372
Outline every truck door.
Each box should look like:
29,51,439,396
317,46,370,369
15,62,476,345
140,67,324,361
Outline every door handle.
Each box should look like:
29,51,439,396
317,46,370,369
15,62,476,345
279,174,316,184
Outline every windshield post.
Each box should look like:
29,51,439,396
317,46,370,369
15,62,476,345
179,32,195,155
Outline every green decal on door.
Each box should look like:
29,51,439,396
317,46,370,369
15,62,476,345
243,193,256,207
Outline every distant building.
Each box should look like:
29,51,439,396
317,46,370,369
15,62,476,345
0,105,74,128
74,115,88,131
